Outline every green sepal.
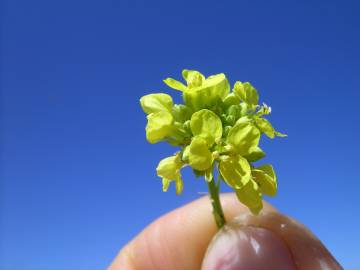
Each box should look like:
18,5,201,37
219,155,251,189
183,120,191,134
162,178,170,192
181,145,190,163
190,109,222,146
275,131,288,137
175,177,184,195
204,164,214,182
140,93,173,114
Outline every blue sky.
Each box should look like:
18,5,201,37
1,0,359,269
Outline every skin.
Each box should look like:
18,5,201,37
108,193,342,270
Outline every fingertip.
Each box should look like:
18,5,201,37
202,211,343,270
202,225,297,270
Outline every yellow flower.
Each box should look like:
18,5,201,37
156,154,184,195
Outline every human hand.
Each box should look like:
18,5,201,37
108,193,342,270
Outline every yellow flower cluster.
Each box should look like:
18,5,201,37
140,69,286,214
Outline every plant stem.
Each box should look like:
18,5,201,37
207,176,226,229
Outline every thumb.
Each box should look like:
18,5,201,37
201,211,342,270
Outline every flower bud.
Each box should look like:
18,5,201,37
172,104,192,123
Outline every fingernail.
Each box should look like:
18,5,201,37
201,225,297,270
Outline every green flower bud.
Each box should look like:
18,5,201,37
225,115,236,126
223,125,232,137
223,92,241,108
183,120,191,134
172,104,192,123
227,104,248,120
227,105,241,119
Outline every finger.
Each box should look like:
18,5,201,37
108,193,276,270
202,211,342,270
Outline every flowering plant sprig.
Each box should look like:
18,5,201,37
140,69,286,229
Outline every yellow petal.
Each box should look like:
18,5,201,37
156,154,182,180
219,155,251,189
188,136,214,171
255,117,275,139
140,93,173,114
163,78,187,91
235,180,263,215
252,164,277,196
226,122,261,156
146,111,174,144
190,109,222,146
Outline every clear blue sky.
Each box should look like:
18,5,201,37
1,0,359,269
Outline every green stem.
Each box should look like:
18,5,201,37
207,176,226,229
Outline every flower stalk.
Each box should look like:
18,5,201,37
207,174,226,229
